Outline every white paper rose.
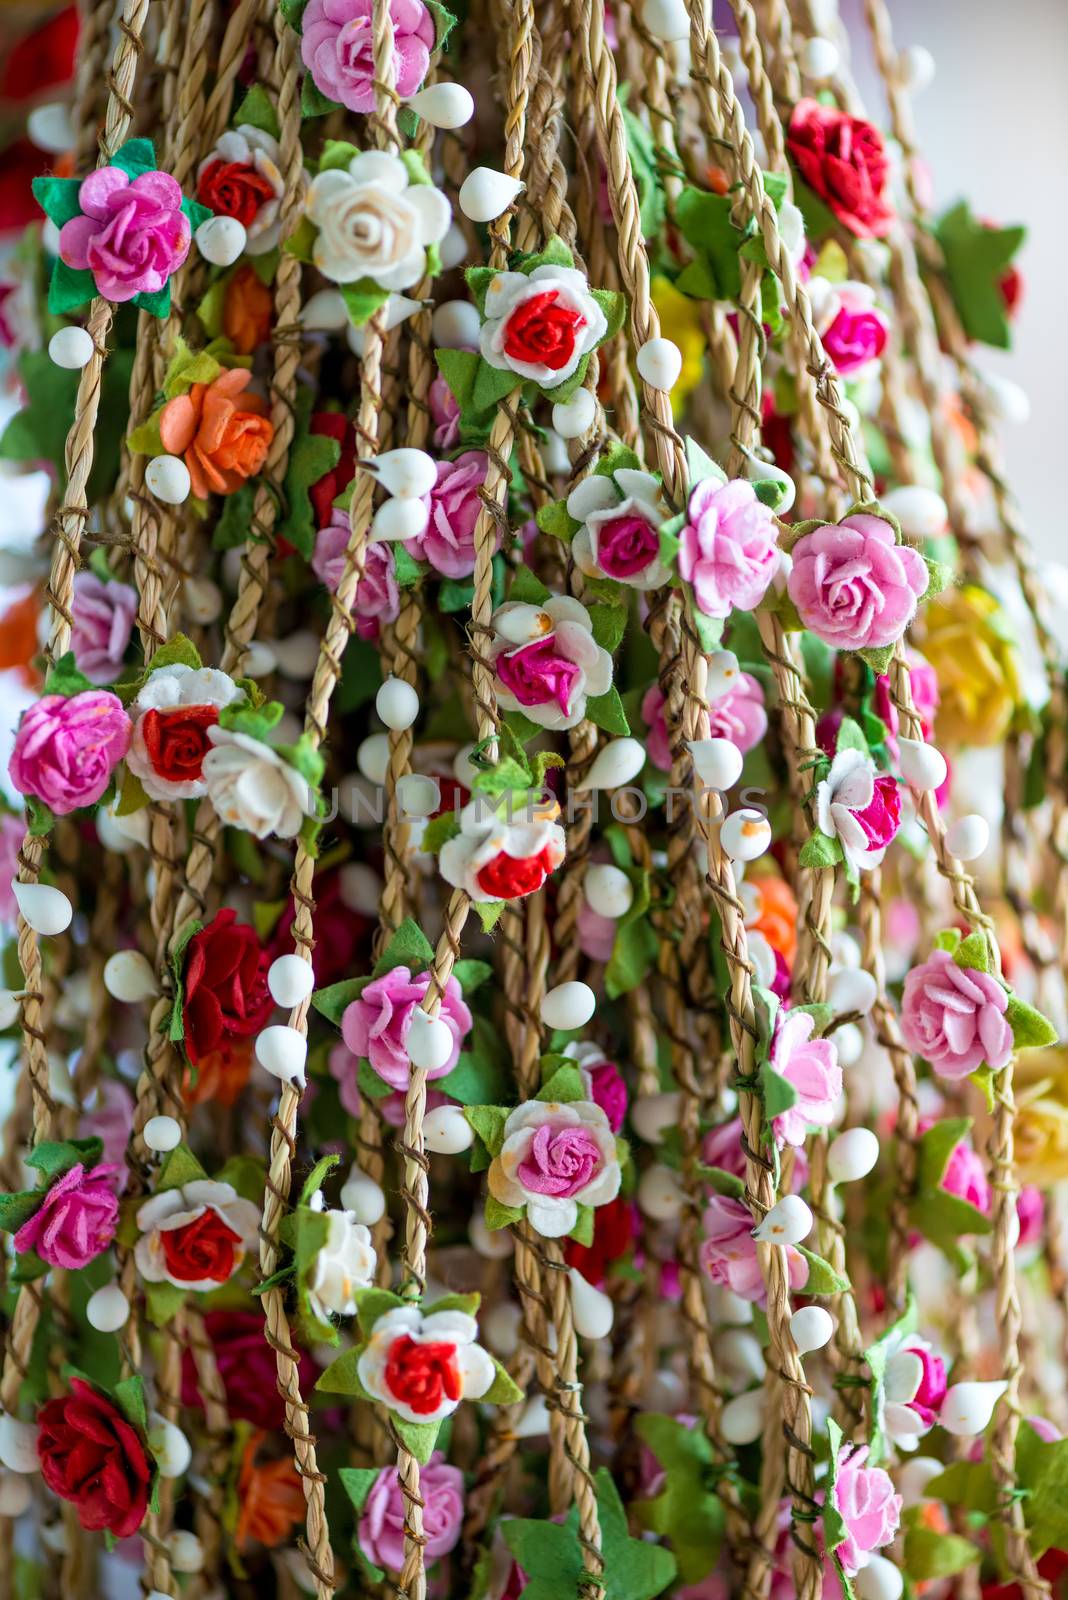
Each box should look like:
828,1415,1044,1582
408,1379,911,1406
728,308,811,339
197,125,297,255
489,594,613,730
202,727,316,840
134,1179,259,1292
308,1209,377,1320
305,150,451,291
815,746,900,873
479,264,608,388
357,1305,495,1425
438,795,566,903
487,1099,622,1238
569,468,672,590
125,663,242,801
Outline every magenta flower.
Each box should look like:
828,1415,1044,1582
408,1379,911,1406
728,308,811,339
358,1452,463,1571
815,748,901,872
641,685,673,772
678,478,779,619
429,371,462,449
940,1136,991,1216
313,511,400,625
301,0,434,113
584,1058,628,1133
699,1193,807,1306
496,638,581,717
1016,1185,1044,1248
58,167,190,303
13,1162,120,1270
821,286,889,376
787,513,929,652
9,691,131,815
901,948,1013,1079
404,451,492,578
341,965,472,1091
766,1008,842,1148
708,671,767,754
69,573,138,685
829,1444,901,1576
0,814,22,924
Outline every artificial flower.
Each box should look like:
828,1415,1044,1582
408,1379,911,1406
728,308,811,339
181,907,273,1066
742,873,798,967
640,684,673,772
357,1305,495,1425
563,1194,638,1285
787,513,928,653
486,1099,622,1238
938,1131,991,1216
307,1209,377,1320
222,263,274,354
489,596,613,730
202,726,316,839
699,1193,807,1307
765,1008,841,1147
134,1177,259,1291
300,0,434,113
9,690,131,815
305,150,450,291
403,451,493,578
828,1443,902,1575
0,814,24,925
786,99,894,239
125,663,242,801
37,1379,153,1540
312,511,401,632
68,572,137,684
708,669,767,752
235,1433,305,1549
880,1332,947,1448
158,367,273,499
815,746,901,871
358,1452,463,1570
569,467,672,590
564,1041,628,1132
678,477,779,619
181,1310,317,1431
918,585,1022,747
807,275,889,376
13,1161,120,1270
1014,1089,1068,1188
340,965,471,1090
479,264,608,389
439,795,566,903
197,124,290,253
55,165,191,302
901,948,1013,1079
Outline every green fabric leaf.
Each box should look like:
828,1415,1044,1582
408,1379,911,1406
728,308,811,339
472,359,520,415
301,73,339,119
234,84,281,140
537,497,581,541
372,916,435,976
797,1246,849,1295
904,1523,979,1580
934,201,1025,350
424,0,456,50
476,900,505,932
483,1356,524,1405
311,977,367,1025
759,1055,797,1122
31,175,84,228
911,1116,992,1257
1006,993,1058,1050
604,914,659,1000
25,797,54,838
126,415,163,456
339,278,391,327
354,1286,406,1341
391,1416,444,1465
0,1189,44,1234
951,929,996,975
508,564,552,605
623,104,665,239
155,1142,208,1193
675,188,743,301
110,137,156,178
0,347,134,505
799,830,844,869
484,1195,524,1230
314,1347,366,1396
464,1104,512,1158
132,285,171,320
211,481,257,551
47,258,96,316
438,1052,508,1106
856,643,896,675
452,958,493,994
280,405,340,561
823,1417,851,1560
588,287,627,340
792,176,837,242
146,633,202,675
113,1373,149,1435
588,600,629,654
145,1280,185,1326
537,1064,586,1103
586,686,629,736
635,1414,727,1584
338,1466,381,1516
44,651,93,698
25,1138,103,1183
568,1203,594,1246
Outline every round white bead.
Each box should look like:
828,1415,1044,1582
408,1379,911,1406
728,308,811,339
268,954,314,1009
720,1389,766,1445
0,990,20,1030
898,736,947,793
630,1091,681,1144
458,167,524,224
195,214,247,267
255,1024,308,1086
568,1269,615,1339
714,1327,766,1385
340,1166,386,1225
900,43,935,94
103,949,157,1004
540,981,596,1032
945,813,990,862
637,1163,685,1221
642,0,690,41
800,35,840,79
300,288,349,330
470,1209,515,1259
752,1193,813,1245
243,640,276,677
576,737,646,792
431,299,483,349
635,336,683,391
148,1414,192,1479
835,1021,865,1067
376,676,420,732
827,1127,880,1184
357,733,391,786
168,1530,205,1573
551,389,597,440
48,326,94,370
271,630,320,679
939,1380,1007,1436
27,102,75,154
407,1009,455,1072
183,575,222,624
0,1415,38,1474
371,495,430,544
982,372,1030,426
855,1555,905,1600
143,1115,182,1154
895,1454,944,1505
690,737,744,791
145,453,192,506
790,1304,834,1354
584,863,635,920
397,774,441,818
406,80,475,129
374,447,438,500
514,1395,550,1438
339,862,383,914
423,1104,474,1154
12,881,72,936
707,649,741,700
826,965,877,1017
880,484,947,540
720,809,772,862
482,1300,521,1357
438,222,469,272
0,1472,32,1517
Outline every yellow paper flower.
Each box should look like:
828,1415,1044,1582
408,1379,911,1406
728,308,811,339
918,585,1022,747
651,275,705,417
1015,1083,1068,1188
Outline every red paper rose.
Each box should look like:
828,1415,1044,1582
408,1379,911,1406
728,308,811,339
181,1310,316,1431
37,1378,153,1539
383,1335,462,1417
161,1206,243,1285
197,159,275,227
475,844,558,900
181,907,273,1065
140,705,219,785
309,412,357,529
564,1195,637,1285
787,98,893,239
503,290,585,373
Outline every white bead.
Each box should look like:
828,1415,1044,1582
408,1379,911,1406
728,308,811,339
800,35,840,79
835,1022,865,1067
551,389,597,440
576,737,646,792
340,1166,386,1225
47,326,93,370
637,1163,685,1221
438,223,469,271
827,1127,879,1184
568,1269,615,1339
898,737,947,792
880,485,947,540
584,863,634,920
431,299,482,349
357,733,391,786
300,288,349,330
945,813,990,862
895,1454,944,1505
243,640,276,677
635,336,683,392
255,1024,308,1086
424,1105,474,1153
514,1395,550,1437
406,80,475,129
370,495,430,544
376,676,420,732
27,102,75,154
271,631,320,679
470,1209,514,1259
143,1115,182,1154
714,1327,766,1385
707,650,742,700
982,372,1030,426
752,1193,813,1245
827,966,877,1017
339,862,382,915
720,809,772,862
268,954,314,1009
0,1416,38,1474
855,1554,905,1600
690,737,743,791
397,774,440,818
642,0,689,41
630,1091,681,1144
12,881,72,936
0,990,19,1030
940,1380,1007,1436
407,1009,455,1071
183,575,222,624
195,214,247,267
720,1389,766,1445
103,949,157,1004
459,167,524,224
790,1304,834,1354
148,1414,191,1479
482,1300,521,1357
96,806,143,853
540,981,596,1031
145,453,192,506
374,448,438,500
168,1530,204,1574
0,1472,32,1517
900,43,935,94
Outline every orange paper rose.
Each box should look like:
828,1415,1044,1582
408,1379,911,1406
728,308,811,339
747,873,798,967
159,367,273,499
235,1432,305,1550
222,264,273,355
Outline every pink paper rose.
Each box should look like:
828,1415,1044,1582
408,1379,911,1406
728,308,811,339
901,948,1013,1079
358,1452,462,1571
821,286,889,376
815,747,901,872
1016,1185,1044,1248
59,166,191,303
488,1100,621,1237
429,371,461,450
898,1338,947,1428
9,690,131,815
404,451,491,578
13,1162,120,1270
702,1116,809,1192
80,1080,135,1170
341,965,472,1091
641,685,673,773
678,478,779,619
829,1444,901,1576
766,1008,842,1148
787,513,929,652
301,0,434,113
577,900,616,962
699,1193,807,1306
69,573,138,684
313,511,400,630
940,1135,991,1217
708,671,767,753
0,814,22,924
